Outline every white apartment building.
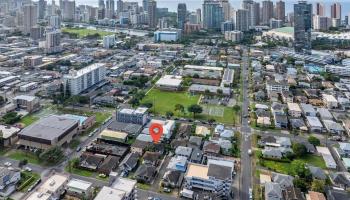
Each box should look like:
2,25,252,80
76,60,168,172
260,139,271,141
103,35,115,49
63,63,106,95
266,80,289,95
224,31,243,42
324,65,350,77
184,162,233,197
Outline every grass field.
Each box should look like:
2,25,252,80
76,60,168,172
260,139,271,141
8,151,40,165
142,88,238,124
142,89,200,117
262,154,327,174
65,165,94,177
62,28,114,38
19,115,39,127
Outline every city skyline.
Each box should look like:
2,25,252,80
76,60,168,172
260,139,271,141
34,0,350,16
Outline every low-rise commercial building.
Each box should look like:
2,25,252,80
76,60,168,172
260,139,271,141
18,115,79,150
66,179,93,199
116,107,148,125
154,29,182,42
13,95,40,113
155,75,183,90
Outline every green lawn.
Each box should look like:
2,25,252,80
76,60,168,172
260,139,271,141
136,183,151,190
262,154,327,174
19,115,39,127
8,151,40,165
18,171,40,192
65,165,94,177
197,105,237,125
297,154,326,169
62,28,114,38
142,89,200,117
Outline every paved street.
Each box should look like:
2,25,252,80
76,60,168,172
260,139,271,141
240,47,252,200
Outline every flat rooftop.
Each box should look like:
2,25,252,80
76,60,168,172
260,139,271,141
66,63,105,78
67,178,92,191
186,163,208,180
19,115,79,141
39,174,68,193
184,65,223,71
94,186,125,200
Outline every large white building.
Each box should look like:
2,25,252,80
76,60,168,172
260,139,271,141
184,158,233,197
224,30,243,42
313,15,331,31
154,29,182,42
324,65,350,77
63,63,106,95
103,35,115,49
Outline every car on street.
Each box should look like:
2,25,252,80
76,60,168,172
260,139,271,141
249,188,253,199
76,147,82,152
25,167,32,172
163,187,171,193
248,149,252,156
4,162,11,167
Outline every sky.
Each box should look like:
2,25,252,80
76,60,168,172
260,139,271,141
40,0,350,16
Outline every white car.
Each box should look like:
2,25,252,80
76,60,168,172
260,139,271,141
4,162,11,167
249,188,253,199
25,167,32,172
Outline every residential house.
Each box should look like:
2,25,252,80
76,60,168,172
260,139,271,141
289,118,308,131
339,142,350,157
131,140,149,154
134,164,156,183
338,97,350,109
322,94,338,109
142,151,161,166
98,155,120,175
203,141,221,157
306,116,323,133
0,168,21,198
188,136,203,148
120,152,140,172
318,108,334,120
79,153,104,170
265,182,283,200
262,148,282,159
276,137,292,148
287,103,302,118
282,91,294,103
300,103,316,117
162,170,184,188
167,156,188,172
175,146,193,158
273,113,288,128
271,102,286,115
283,186,305,200
272,172,294,188
308,166,327,180
326,188,350,200
306,191,326,200
323,120,344,135
266,80,289,97
329,172,350,190
189,148,203,164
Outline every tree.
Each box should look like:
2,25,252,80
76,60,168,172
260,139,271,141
292,143,307,157
165,111,174,119
311,179,325,193
293,177,308,192
187,104,203,119
204,89,211,96
174,104,185,116
217,89,223,97
290,160,311,179
39,146,64,164
308,136,320,146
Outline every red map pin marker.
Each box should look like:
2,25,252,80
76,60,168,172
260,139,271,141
149,123,163,143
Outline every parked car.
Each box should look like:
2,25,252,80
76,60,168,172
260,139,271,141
163,187,171,193
4,162,11,167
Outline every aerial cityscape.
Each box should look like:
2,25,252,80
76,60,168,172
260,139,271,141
1,0,350,200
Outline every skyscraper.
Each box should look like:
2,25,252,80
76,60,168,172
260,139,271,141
45,29,61,54
38,0,47,20
177,3,187,30
106,0,115,19
147,0,157,28
294,1,312,54
196,8,201,24
242,0,256,28
23,4,38,35
117,0,123,16
220,0,231,21
60,0,75,21
331,2,341,19
315,3,324,16
202,0,224,31
234,9,249,31
143,0,148,11
262,0,273,25
275,0,285,22
253,2,260,26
